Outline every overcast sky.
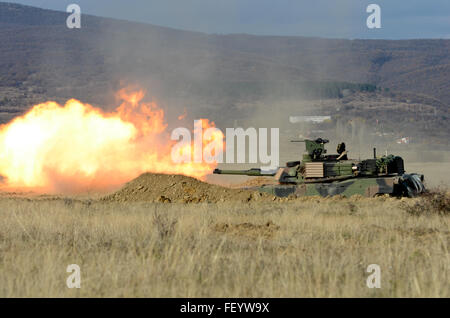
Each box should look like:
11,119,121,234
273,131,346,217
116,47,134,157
6,0,450,39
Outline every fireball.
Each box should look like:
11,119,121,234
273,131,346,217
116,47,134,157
0,89,223,193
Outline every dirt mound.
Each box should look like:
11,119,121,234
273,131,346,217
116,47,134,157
101,173,279,203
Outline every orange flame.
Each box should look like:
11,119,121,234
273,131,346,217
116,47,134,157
177,108,187,121
0,89,223,193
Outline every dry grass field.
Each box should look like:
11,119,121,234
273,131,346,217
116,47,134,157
0,193,448,298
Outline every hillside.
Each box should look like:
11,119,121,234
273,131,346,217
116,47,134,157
0,2,448,144
211,35,450,104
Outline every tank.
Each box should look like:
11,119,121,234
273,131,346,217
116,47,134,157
213,138,425,198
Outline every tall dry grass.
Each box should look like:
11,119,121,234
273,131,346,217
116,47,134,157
0,195,448,297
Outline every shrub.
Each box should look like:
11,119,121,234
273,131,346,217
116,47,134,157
405,189,450,216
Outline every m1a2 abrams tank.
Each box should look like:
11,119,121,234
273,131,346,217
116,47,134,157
213,138,425,198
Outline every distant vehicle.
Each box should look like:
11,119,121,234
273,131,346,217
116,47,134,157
289,116,332,124
214,138,425,198
396,137,410,144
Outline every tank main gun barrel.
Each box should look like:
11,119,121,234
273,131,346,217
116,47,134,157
213,168,276,176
